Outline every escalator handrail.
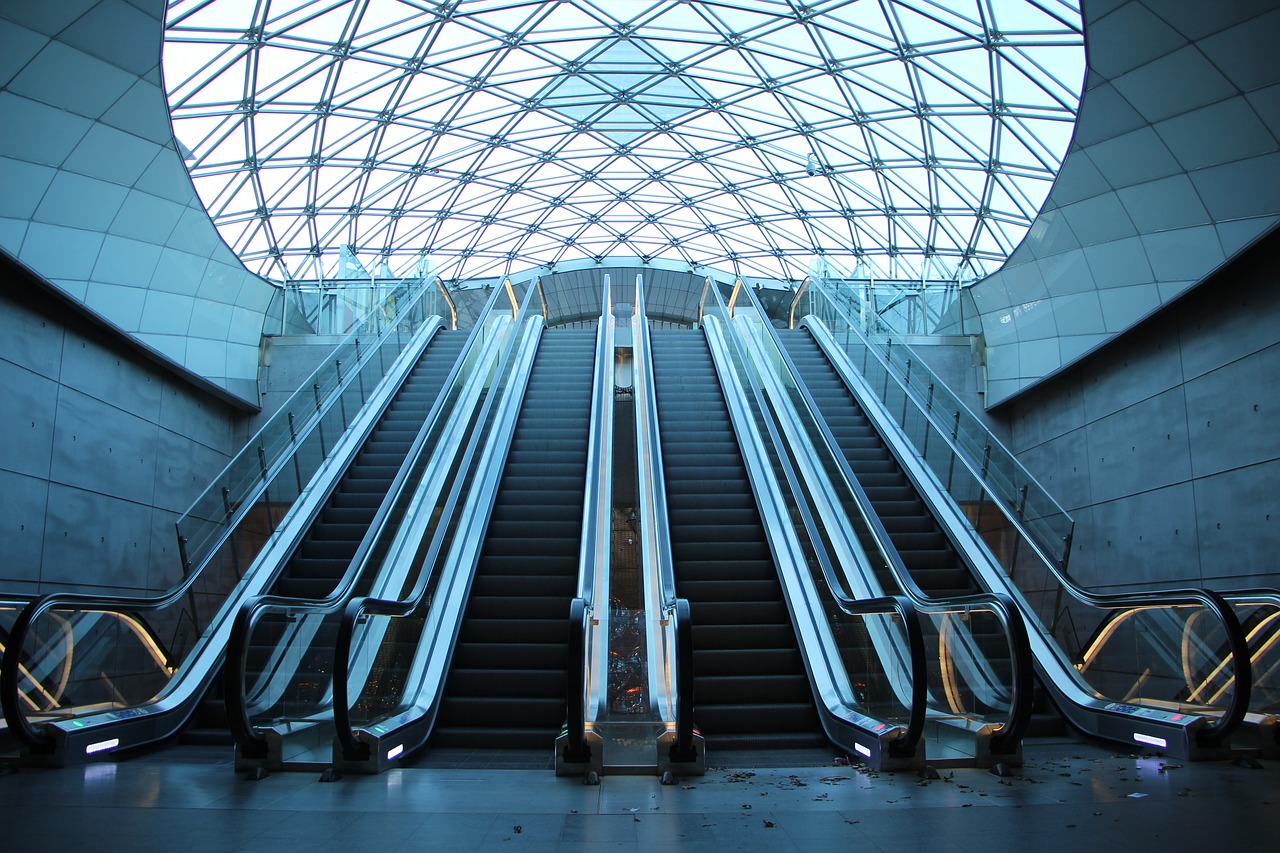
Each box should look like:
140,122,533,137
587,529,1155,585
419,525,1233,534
1,595,180,748
797,309,1253,745
561,275,615,764
562,598,590,763
701,306,928,756
634,275,678,609
1077,586,1280,712
633,273,693,755
328,282,545,761
225,284,512,759
731,282,1033,753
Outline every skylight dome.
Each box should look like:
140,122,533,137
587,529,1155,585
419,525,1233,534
163,0,1085,283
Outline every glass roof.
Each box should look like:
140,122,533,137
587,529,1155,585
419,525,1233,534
162,0,1084,284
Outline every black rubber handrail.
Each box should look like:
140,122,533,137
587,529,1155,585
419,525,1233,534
795,300,1253,746
669,597,696,761
329,284,544,762
2,595,177,750
561,598,590,764
226,283,510,759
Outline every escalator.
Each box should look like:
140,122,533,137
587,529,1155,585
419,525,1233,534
430,330,595,749
779,330,972,598
786,276,1253,758
650,330,826,752
241,332,467,708
776,328,1016,717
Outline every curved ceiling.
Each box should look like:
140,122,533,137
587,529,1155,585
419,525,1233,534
162,0,1084,284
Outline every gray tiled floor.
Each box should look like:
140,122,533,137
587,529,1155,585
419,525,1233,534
3,738,1278,851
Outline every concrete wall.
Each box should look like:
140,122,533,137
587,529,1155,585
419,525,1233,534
1003,226,1280,592
0,259,240,596
0,0,276,405
972,0,1280,406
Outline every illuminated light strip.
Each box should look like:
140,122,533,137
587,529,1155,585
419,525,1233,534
854,743,872,758
386,744,404,760
85,738,119,754
1133,733,1167,748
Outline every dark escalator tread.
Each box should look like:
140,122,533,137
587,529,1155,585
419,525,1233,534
432,331,595,751
651,330,825,751
268,332,467,599
776,329,978,598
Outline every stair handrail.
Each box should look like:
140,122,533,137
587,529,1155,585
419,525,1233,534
226,282,512,759
328,279,546,762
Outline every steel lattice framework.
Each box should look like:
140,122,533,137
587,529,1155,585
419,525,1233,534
163,0,1084,283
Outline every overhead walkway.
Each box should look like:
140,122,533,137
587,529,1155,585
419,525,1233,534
0,278,471,765
782,274,1259,760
